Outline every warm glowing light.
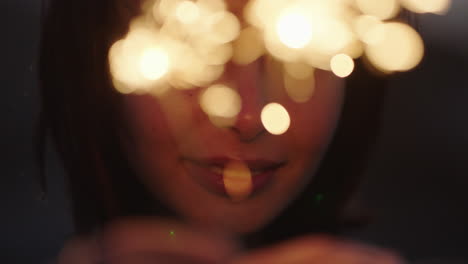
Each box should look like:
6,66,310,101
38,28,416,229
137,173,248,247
264,29,302,63
199,43,233,65
232,27,265,65
168,41,225,88
154,0,182,24
283,62,316,102
206,11,241,44
400,0,451,14
284,67,316,103
109,40,137,94
109,0,445,98
340,40,364,59
308,17,355,55
175,1,200,24
200,84,241,118
261,103,291,135
330,54,354,78
198,0,226,13
223,161,253,202
366,22,424,72
354,15,384,45
108,26,162,93
284,62,314,80
245,0,285,29
140,48,170,80
276,9,313,49
355,0,400,20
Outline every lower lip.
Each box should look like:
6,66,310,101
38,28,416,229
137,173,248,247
184,162,279,198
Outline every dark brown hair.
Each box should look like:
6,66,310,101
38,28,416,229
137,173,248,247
38,0,388,248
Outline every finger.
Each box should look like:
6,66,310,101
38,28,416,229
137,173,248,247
101,217,239,264
230,235,406,264
230,236,326,264
57,235,102,264
336,239,406,264
105,252,220,264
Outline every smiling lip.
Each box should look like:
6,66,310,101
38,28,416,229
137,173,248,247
182,157,286,198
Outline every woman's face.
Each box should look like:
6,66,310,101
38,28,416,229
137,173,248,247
120,1,345,235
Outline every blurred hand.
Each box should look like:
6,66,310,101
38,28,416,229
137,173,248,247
57,218,405,264
230,235,405,264
56,217,239,264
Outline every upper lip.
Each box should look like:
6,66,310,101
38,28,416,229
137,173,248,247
184,157,287,171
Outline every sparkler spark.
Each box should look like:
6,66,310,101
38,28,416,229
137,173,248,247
276,9,313,49
140,48,170,81
107,0,449,132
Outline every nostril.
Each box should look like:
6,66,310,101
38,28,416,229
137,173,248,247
230,126,266,143
230,113,266,142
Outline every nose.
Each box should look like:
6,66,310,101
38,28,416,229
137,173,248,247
225,60,266,142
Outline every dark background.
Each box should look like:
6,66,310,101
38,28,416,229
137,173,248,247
1,0,467,263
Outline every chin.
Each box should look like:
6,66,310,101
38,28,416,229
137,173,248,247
145,161,295,236
177,196,283,236
192,213,271,236
219,215,270,235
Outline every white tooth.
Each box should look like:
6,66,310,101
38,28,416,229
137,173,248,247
223,161,253,202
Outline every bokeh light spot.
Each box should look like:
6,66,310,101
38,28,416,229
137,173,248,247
354,15,384,45
232,27,265,65
207,11,241,44
283,64,316,103
200,84,241,118
366,22,424,72
140,48,170,81
330,53,354,78
109,40,137,94
276,9,313,49
199,43,233,65
284,62,314,80
261,103,291,135
176,1,200,24
355,0,400,20
401,0,451,14
109,0,441,98
198,0,226,13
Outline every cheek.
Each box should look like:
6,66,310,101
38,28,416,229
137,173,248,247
270,71,344,203
286,70,345,151
122,94,172,151
120,91,200,201
122,89,202,148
